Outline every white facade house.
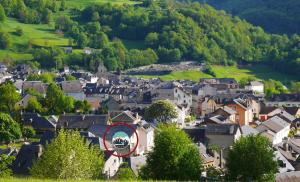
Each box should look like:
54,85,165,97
256,116,290,145
103,151,122,178
136,121,154,155
245,81,264,94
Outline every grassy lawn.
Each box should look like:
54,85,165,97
133,65,299,83
0,18,70,61
66,0,140,9
0,179,101,182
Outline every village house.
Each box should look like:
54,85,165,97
103,151,123,178
56,114,109,130
203,106,237,125
256,116,290,145
265,94,300,107
259,106,282,121
61,80,85,101
192,96,218,117
110,110,141,124
284,107,300,118
21,113,56,134
226,98,254,126
199,78,239,90
152,82,193,109
245,81,264,94
22,81,48,96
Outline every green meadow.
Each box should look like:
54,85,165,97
133,65,299,83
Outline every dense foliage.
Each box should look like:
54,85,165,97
226,135,278,181
144,100,178,123
0,82,21,113
0,112,22,143
30,130,104,179
201,0,300,35
140,124,202,180
0,0,64,24
73,1,299,77
0,154,15,177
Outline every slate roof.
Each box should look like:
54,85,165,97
241,125,259,136
249,81,263,86
12,144,43,175
84,86,125,95
22,81,48,95
203,124,241,135
269,94,300,102
260,106,279,114
275,111,296,123
61,81,82,93
21,113,56,131
183,127,206,143
57,114,108,129
88,124,137,139
200,78,237,85
284,107,300,116
111,111,137,123
256,116,290,133
39,131,56,146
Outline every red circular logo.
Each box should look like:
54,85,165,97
102,122,139,157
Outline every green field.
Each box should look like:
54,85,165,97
0,0,140,62
66,0,140,9
0,18,70,61
0,179,100,182
133,65,299,83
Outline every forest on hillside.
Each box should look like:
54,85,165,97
0,0,299,78
198,0,300,35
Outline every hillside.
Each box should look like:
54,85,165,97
0,0,299,82
200,0,300,35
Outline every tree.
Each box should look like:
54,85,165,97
75,100,91,114
15,26,23,36
0,112,22,143
75,32,88,48
65,75,76,81
45,83,64,114
139,124,202,180
0,4,6,22
0,154,15,177
144,100,178,123
0,82,21,113
291,82,300,93
22,126,36,139
26,96,43,113
115,163,136,180
226,135,278,181
0,31,11,49
60,0,66,11
30,130,104,179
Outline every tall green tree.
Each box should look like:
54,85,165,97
0,31,11,49
0,82,21,113
30,130,104,179
140,124,202,180
0,154,15,177
115,164,136,181
226,135,278,181
45,83,64,114
144,100,178,123
0,4,6,22
0,112,22,143
26,96,43,113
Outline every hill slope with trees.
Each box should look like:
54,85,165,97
200,0,300,35
0,0,299,79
